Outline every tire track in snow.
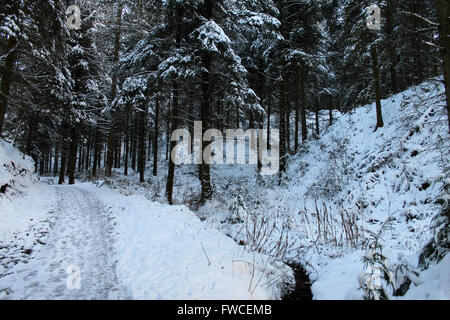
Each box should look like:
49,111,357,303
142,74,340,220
0,186,124,300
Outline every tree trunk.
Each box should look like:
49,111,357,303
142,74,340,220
58,134,67,185
124,108,130,176
68,128,78,185
53,145,59,177
78,145,83,173
329,106,333,127
153,97,159,176
279,73,287,175
267,95,271,151
0,36,17,135
138,107,146,183
166,102,171,161
166,8,183,204
294,77,300,152
199,52,213,204
85,133,91,171
315,91,320,137
386,0,398,93
300,63,308,142
371,45,384,130
92,129,100,177
435,0,450,133
131,114,137,172
166,82,179,204
106,4,123,177
285,90,291,153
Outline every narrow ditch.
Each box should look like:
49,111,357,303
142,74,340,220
282,263,313,300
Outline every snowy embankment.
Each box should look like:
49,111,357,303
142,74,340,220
0,139,56,246
83,182,292,300
291,79,450,300
183,78,449,300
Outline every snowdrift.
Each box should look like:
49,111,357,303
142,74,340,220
0,139,35,195
0,139,55,243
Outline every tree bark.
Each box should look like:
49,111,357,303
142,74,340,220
386,0,399,93
199,52,213,204
300,63,308,142
267,95,271,151
124,107,130,176
279,73,287,175
92,129,100,177
53,145,59,177
371,45,384,130
153,97,159,176
166,82,179,204
0,36,17,135
68,127,78,185
138,107,146,183
106,4,123,177
294,76,300,152
131,114,137,172
315,90,320,137
435,0,450,133
166,7,184,204
58,133,67,185
329,105,333,127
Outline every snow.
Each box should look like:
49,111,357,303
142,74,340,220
275,79,449,300
159,78,448,300
309,250,365,300
0,140,55,243
1,77,449,300
0,139,34,187
0,186,121,299
0,138,291,299
82,183,292,300
401,254,450,300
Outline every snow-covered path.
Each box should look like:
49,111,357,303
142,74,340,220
0,182,290,300
0,186,123,300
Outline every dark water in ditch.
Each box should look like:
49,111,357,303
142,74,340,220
282,263,313,300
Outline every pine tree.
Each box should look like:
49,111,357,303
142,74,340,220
435,0,450,133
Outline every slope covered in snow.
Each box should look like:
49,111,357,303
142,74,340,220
286,79,450,300
0,139,57,244
185,78,450,300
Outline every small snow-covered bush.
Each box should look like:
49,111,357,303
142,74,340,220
226,194,248,224
419,175,450,269
307,136,352,199
393,254,421,297
359,241,395,300
358,219,396,300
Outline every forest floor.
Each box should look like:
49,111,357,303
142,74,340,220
0,186,122,299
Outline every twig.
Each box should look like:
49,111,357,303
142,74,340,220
200,242,211,266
